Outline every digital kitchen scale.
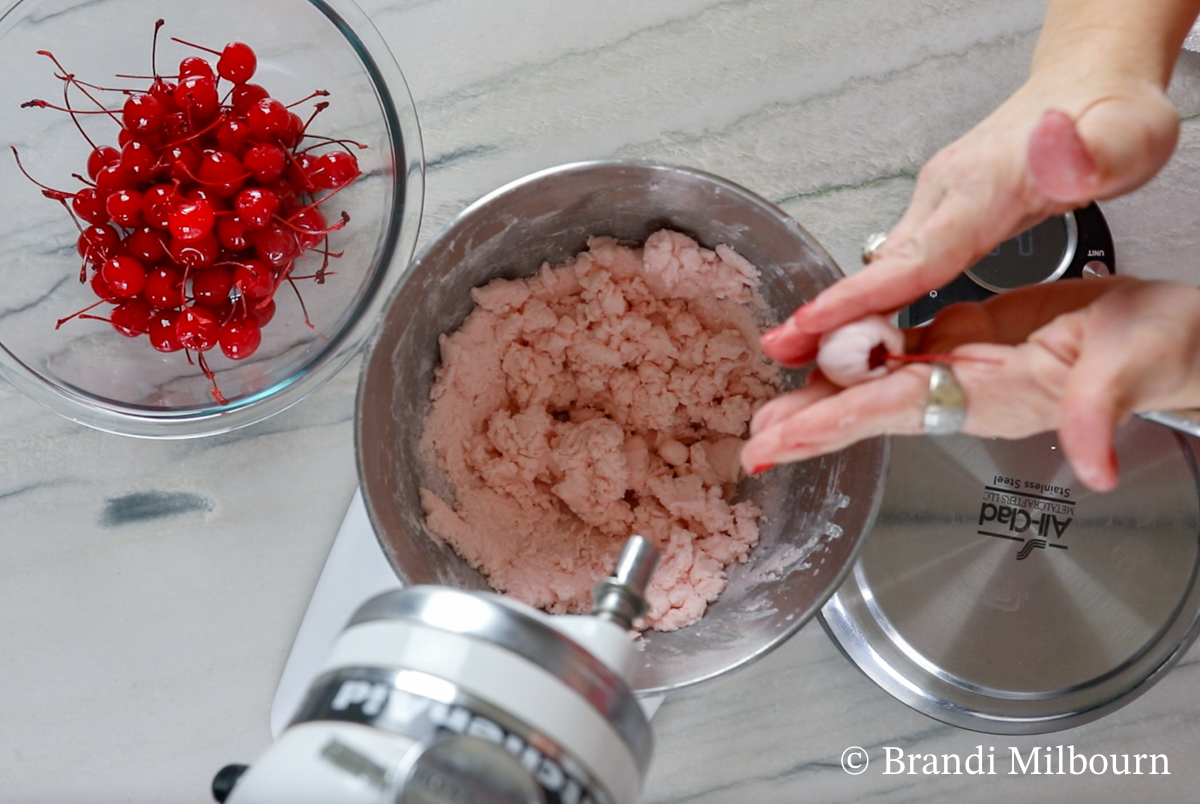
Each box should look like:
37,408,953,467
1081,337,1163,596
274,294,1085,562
899,203,1115,326
820,205,1200,734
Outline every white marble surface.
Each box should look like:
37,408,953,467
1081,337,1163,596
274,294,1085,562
5,0,1200,802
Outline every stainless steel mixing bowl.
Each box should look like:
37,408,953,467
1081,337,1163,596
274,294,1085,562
355,160,887,693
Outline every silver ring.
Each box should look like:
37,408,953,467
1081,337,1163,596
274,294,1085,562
923,363,966,435
861,232,888,264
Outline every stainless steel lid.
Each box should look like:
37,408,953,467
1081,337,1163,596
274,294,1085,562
819,420,1200,734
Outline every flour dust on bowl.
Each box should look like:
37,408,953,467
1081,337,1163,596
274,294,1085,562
821,421,1200,733
356,160,887,693
0,0,423,437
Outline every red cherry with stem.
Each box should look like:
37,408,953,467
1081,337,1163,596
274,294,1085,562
71,187,110,225
263,176,297,211
216,117,252,155
101,255,147,298
105,188,143,227
234,187,278,229
111,297,155,337
168,198,216,241
280,112,304,149
191,266,233,307
127,226,167,263
161,142,202,183
176,305,219,351
148,309,183,352
78,224,120,265
207,297,236,323
218,316,261,359
178,56,214,81
144,265,184,308
216,215,250,251
169,231,219,269
242,143,285,182
289,207,333,249
94,162,135,195
175,74,219,120
232,258,273,299
198,150,246,197
162,111,193,141
119,139,158,180
149,78,178,114
90,271,119,303
217,42,256,84
117,128,134,148
86,145,120,180
254,224,299,268
253,297,276,327
122,93,164,136
231,83,269,117
311,151,360,190
285,151,317,193
185,186,228,212
142,184,180,229
246,98,289,141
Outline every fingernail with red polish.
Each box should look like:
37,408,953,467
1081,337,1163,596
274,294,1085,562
750,463,776,475
792,298,823,322
761,328,782,346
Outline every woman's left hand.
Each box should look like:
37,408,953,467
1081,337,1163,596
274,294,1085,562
741,276,1200,491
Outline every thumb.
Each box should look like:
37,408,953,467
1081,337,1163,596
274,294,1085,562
1027,92,1179,204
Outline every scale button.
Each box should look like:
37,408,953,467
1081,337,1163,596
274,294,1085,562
1082,260,1112,279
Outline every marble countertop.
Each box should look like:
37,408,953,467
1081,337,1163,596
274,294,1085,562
5,0,1200,801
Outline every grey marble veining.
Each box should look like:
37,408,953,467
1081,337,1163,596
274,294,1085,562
3,1,1200,802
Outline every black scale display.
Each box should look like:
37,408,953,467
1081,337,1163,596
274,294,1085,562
899,202,1115,327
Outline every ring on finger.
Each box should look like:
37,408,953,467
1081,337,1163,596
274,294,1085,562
861,232,888,264
923,362,966,435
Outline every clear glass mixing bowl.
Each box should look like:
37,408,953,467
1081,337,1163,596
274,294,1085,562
0,0,423,437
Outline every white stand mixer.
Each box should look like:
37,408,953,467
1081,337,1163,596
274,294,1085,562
213,536,658,804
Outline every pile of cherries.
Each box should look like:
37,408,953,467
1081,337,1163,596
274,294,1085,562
16,21,362,404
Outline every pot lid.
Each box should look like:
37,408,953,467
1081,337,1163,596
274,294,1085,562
819,419,1200,734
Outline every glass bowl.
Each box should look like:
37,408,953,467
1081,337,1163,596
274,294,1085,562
0,0,423,437
356,161,888,693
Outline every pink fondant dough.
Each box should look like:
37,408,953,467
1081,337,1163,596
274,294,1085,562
419,230,781,631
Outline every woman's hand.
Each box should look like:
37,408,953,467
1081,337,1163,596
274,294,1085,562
760,71,1180,369
742,277,1200,491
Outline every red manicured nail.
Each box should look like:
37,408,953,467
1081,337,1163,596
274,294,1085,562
791,300,818,323
761,328,782,345
750,463,775,475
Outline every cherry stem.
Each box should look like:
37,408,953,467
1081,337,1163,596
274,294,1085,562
299,135,369,156
35,52,123,126
10,148,83,213
170,35,221,57
287,90,330,110
161,114,224,149
287,277,315,330
273,209,350,237
21,98,115,114
56,75,137,95
56,298,107,329
886,353,1003,365
299,102,329,138
196,351,228,406
152,19,165,80
59,74,98,149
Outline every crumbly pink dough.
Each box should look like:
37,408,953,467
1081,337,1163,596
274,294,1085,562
420,229,780,631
